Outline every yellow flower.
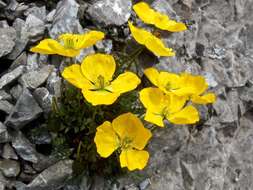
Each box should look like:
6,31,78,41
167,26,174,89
94,113,152,171
62,54,141,105
140,87,199,127
144,67,216,104
133,2,187,32
128,22,175,57
30,31,105,57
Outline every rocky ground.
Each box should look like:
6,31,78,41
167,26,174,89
0,0,253,189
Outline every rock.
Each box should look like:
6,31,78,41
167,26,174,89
28,124,52,145
10,84,23,100
12,131,39,163
0,100,14,114
202,71,218,88
0,122,11,143
0,159,20,177
24,5,47,21
139,178,151,190
87,0,132,26
2,143,18,160
46,70,62,98
0,27,16,58
5,88,43,129
9,52,27,71
0,65,24,89
33,87,53,115
26,160,73,190
20,65,54,89
95,39,113,54
0,0,6,8
49,0,82,38
0,91,11,101
26,53,39,72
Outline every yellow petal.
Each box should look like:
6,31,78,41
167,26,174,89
145,110,164,127
30,39,62,55
120,149,149,171
112,113,152,150
128,22,175,57
167,105,199,124
144,67,159,86
94,121,119,158
133,2,187,32
107,72,141,93
58,31,105,49
81,54,116,83
166,93,187,114
157,71,182,94
82,89,120,106
139,87,167,113
62,64,93,89
191,93,216,104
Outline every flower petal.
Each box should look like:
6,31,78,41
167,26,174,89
82,89,120,106
166,93,188,114
112,113,152,150
167,105,199,124
145,110,164,127
58,31,105,49
62,64,93,89
94,121,119,158
133,2,187,32
120,149,149,171
157,71,182,94
108,72,141,93
139,87,167,113
30,39,61,54
144,67,159,86
191,93,216,104
81,54,116,83
128,22,175,57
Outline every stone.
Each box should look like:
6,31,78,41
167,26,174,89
9,52,27,71
202,71,218,88
33,87,53,115
49,0,82,38
0,100,14,114
10,84,23,100
0,27,16,58
26,53,39,72
139,178,151,190
0,122,11,143
87,0,132,26
2,143,18,160
28,124,52,145
0,159,20,177
0,91,11,101
12,131,39,163
5,88,43,129
0,0,6,8
20,65,54,89
26,160,73,190
46,70,62,98
0,65,24,89
24,5,47,21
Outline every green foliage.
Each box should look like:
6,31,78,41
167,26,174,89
47,82,144,177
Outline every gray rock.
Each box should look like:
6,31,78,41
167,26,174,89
202,71,218,88
33,87,53,115
87,0,132,26
49,0,82,38
139,179,151,190
46,9,56,23
20,66,54,89
26,160,73,190
24,5,47,21
0,159,20,177
0,122,11,143
26,53,39,72
5,88,43,129
9,52,27,71
0,0,6,8
2,143,18,160
0,91,11,101
12,131,39,163
46,70,62,98
0,66,24,89
10,84,23,100
0,27,16,58
95,40,113,54
0,100,14,114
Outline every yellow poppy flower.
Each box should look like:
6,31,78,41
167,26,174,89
144,67,216,104
62,54,141,105
139,87,199,127
30,31,105,57
133,2,187,32
94,113,152,171
128,22,175,57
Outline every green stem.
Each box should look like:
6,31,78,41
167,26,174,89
126,47,144,70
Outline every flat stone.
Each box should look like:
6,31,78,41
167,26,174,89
87,0,132,26
0,159,20,177
24,6,47,21
20,65,54,89
0,91,11,101
46,70,62,98
0,100,14,114
2,143,18,160
12,131,39,163
10,84,23,100
5,88,43,129
27,160,73,190
0,122,11,143
0,66,24,89
0,27,16,58
33,87,53,115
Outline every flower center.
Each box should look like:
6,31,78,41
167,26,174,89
93,75,111,91
120,137,133,150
